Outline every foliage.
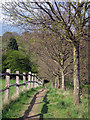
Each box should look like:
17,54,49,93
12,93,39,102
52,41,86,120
2,32,18,52
7,37,18,50
31,64,38,73
2,50,32,73
2,32,38,74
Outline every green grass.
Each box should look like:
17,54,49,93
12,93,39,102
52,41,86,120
1,81,89,119
2,86,43,118
0,79,37,105
0,79,23,104
38,82,89,118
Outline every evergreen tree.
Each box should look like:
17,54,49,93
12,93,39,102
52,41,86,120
7,37,18,50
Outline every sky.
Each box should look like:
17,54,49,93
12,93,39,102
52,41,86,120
0,0,25,36
0,0,88,36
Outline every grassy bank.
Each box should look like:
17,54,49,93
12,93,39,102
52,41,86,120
1,81,89,119
37,83,89,118
2,86,43,118
0,79,24,104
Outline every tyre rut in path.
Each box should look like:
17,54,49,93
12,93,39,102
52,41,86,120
22,89,47,119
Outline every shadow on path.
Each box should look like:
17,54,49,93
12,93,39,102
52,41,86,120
19,89,49,119
20,89,44,118
39,91,49,120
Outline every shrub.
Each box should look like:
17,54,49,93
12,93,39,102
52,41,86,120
2,50,32,73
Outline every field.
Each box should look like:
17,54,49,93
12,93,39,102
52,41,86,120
1,81,89,119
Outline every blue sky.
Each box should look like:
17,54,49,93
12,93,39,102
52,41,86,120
0,0,24,36
0,22,24,36
0,0,88,36
0,22,2,36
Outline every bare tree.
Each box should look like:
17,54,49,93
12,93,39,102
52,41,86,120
32,30,73,90
2,1,89,104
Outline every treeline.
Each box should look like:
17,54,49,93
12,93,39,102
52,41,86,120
2,32,38,73
2,31,88,88
2,1,89,104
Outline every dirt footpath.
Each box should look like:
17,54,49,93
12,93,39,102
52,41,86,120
22,89,47,119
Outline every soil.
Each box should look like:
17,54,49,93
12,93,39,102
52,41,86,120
21,89,47,119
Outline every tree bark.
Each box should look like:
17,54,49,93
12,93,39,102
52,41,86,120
58,74,60,89
51,80,54,88
55,76,58,88
55,75,60,89
61,69,65,90
73,43,80,104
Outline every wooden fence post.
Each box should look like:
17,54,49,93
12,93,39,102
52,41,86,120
23,72,26,90
35,75,38,87
36,77,39,87
4,69,10,103
34,74,37,88
33,74,35,88
16,71,19,96
27,72,31,90
37,78,39,86
39,78,41,86
42,80,44,87
40,79,42,86
31,73,33,88
42,80,43,86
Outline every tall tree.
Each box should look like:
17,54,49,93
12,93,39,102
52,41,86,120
2,1,89,104
7,37,18,50
2,32,19,53
34,31,73,90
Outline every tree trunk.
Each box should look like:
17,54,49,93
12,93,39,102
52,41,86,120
61,69,65,90
55,76,57,88
51,80,54,88
73,43,80,104
58,74,60,89
55,75,60,89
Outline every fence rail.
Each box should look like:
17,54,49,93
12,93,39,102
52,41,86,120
0,73,42,82
0,69,43,103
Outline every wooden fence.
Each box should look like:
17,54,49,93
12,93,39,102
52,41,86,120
0,69,43,103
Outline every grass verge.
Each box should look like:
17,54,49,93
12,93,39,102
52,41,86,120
2,86,43,118
0,79,24,105
38,82,88,118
